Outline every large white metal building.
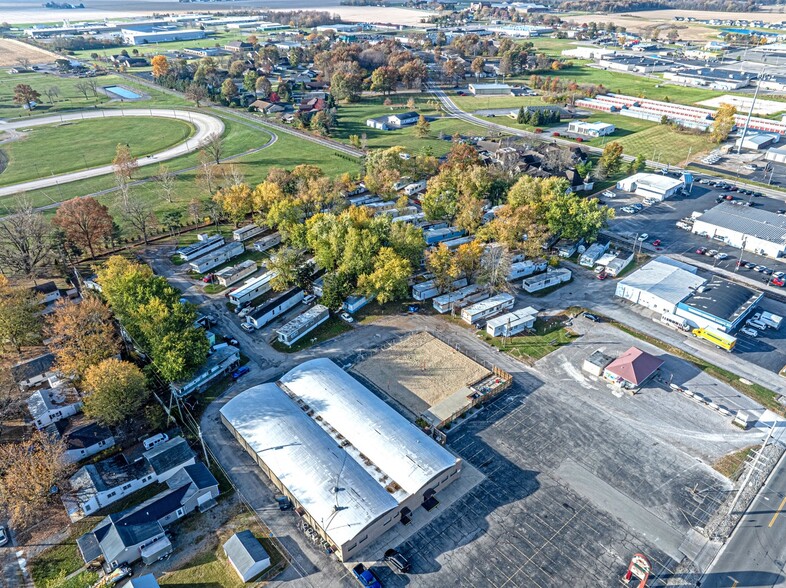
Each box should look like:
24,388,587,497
615,257,706,315
692,202,786,259
616,173,684,201
220,359,462,561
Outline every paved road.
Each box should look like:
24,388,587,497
700,453,786,588
0,108,224,197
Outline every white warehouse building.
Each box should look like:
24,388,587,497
691,202,786,258
616,173,684,201
615,257,706,315
220,359,461,562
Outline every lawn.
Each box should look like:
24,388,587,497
614,125,713,165
271,315,352,352
480,317,579,361
0,117,193,186
29,518,98,588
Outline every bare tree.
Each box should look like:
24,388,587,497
74,81,91,100
196,150,216,195
0,197,52,279
221,163,244,188
87,78,98,97
156,164,177,203
478,243,512,294
121,196,157,245
200,132,223,164
188,199,202,225
16,57,30,69
44,85,60,104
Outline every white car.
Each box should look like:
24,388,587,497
602,191,616,199
238,306,254,318
714,252,729,260
339,312,354,323
637,233,649,241
621,206,635,214
240,322,255,333
302,294,316,305
740,327,758,337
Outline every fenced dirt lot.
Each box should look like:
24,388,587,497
353,331,490,414
0,39,60,67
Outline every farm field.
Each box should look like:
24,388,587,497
0,38,59,66
0,117,194,186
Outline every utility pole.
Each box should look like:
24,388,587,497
728,424,774,518
736,64,767,155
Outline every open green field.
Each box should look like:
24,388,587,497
615,125,713,165
0,117,193,186
528,36,582,57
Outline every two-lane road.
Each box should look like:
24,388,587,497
701,454,786,588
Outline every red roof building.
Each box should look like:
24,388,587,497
603,347,664,388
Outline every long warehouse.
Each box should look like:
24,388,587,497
220,358,462,561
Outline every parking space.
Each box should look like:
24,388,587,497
731,298,786,373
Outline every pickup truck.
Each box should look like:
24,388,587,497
352,563,382,588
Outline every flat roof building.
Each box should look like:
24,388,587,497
220,359,461,561
468,83,512,96
615,257,705,315
692,202,786,258
567,121,615,137
616,173,684,201
676,275,762,332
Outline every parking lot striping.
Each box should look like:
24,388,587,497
768,496,786,527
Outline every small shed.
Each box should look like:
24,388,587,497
582,350,613,376
224,530,271,582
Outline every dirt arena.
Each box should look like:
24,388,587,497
353,331,490,415
0,39,60,67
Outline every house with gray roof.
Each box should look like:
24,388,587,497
10,352,55,389
46,418,115,463
77,463,219,569
27,386,82,429
224,530,271,582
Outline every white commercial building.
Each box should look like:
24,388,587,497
486,306,538,337
616,173,684,201
121,28,206,45
615,257,705,315
567,121,615,137
220,359,461,562
561,47,616,60
467,83,512,96
692,202,786,258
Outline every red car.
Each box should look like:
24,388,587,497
597,272,608,280
652,239,661,246
696,247,707,255
773,278,785,287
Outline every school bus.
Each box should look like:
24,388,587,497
692,327,736,352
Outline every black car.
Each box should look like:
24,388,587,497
583,312,601,323
384,549,411,573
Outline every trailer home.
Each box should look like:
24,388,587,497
233,224,265,242
424,226,466,246
252,232,282,253
276,304,330,346
404,179,427,195
215,260,258,287
461,293,515,325
432,284,488,314
189,242,244,274
245,288,304,329
507,260,548,281
176,234,224,261
486,306,538,337
522,267,571,293
412,278,468,301
228,271,276,306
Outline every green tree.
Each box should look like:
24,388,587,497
268,247,305,292
320,272,353,311
243,70,258,93
82,358,149,426
452,240,484,282
255,76,272,97
221,78,238,102
597,141,624,178
415,115,430,138
454,192,484,235
358,247,411,304
370,66,398,95
388,221,426,268
425,244,459,294
0,276,41,353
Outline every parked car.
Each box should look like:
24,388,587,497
240,322,255,333
238,306,254,318
740,327,758,337
352,564,382,588
763,268,773,275
696,247,707,255
725,194,734,201
232,366,250,380
583,313,601,322
652,239,662,246
602,191,616,198
339,312,354,323
631,203,644,211
597,272,608,280
773,278,785,287
637,233,648,241
384,549,411,573
594,265,606,274
202,273,214,283
754,265,766,272
774,271,785,279
745,262,756,269
747,319,767,330
302,294,317,305
621,206,635,214
715,252,729,260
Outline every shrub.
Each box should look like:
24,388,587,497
534,127,543,134
575,137,584,143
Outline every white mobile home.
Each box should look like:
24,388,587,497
343,294,373,314
391,212,426,225
486,306,538,337
228,271,276,306
424,226,466,246
253,232,282,253
441,236,475,250
461,293,515,325
433,284,488,314
522,268,571,293
189,242,244,274
176,234,225,261
276,304,330,346
215,260,258,287
246,288,304,329
579,242,609,267
412,278,468,301
233,224,265,242
404,180,427,196
507,260,548,281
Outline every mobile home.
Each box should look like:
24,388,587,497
507,260,548,281
253,232,282,253
461,293,515,325
391,212,426,225
215,260,258,287
522,268,572,293
245,288,304,329
188,242,244,274
432,284,488,314
228,271,276,306
486,306,538,337
441,236,475,250
404,179,427,196
233,224,265,242
176,234,225,262
412,278,468,301
276,304,330,346
343,294,374,314
424,226,466,246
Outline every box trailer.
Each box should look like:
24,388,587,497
760,311,783,330
228,271,276,306
412,278,468,301
176,234,224,261
432,284,487,314
507,260,548,281
486,306,538,337
253,232,282,253
215,259,258,287
188,241,244,274
461,293,515,325
245,288,304,329
522,268,571,293
276,304,330,346
233,224,265,242
424,226,466,246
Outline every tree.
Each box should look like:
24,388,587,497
185,82,208,107
47,296,119,380
388,222,425,269
358,247,411,304
255,76,272,97
13,84,40,112
426,244,459,294
0,276,41,354
454,192,484,235
453,240,484,282
442,59,466,84
370,66,399,95
163,210,183,236
201,132,224,164
0,197,52,279
320,272,353,311
82,358,149,426
400,58,428,89
243,70,258,93
267,247,304,291
597,141,624,178
228,59,246,77
471,56,486,79
711,103,737,144
479,243,512,293
277,80,292,102
121,194,157,245
151,54,169,78
415,115,430,138
74,81,91,100
330,70,363,102
112,143,138,203
0,430,69,526
213,183,252,227
44,85,60,104
632,153,646,173
221,78,238,102
53,197,113,259
156,164,177,203
188,199,202,225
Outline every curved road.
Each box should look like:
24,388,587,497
0,108,224,198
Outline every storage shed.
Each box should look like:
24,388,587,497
223,530,271,582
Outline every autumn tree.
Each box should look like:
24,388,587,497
151,54,169,78
471,56,486,79
221,78,238,102
13,84,40,112
453,240,484,282
426,244,459,294
711,103,737,144
0,276,41,354
267,247,305,291
370,66,399,95
53,196,113,258
112,143,138,203
388,222,425,268
358,247,411,304
0,430,69,526
0,197,52,279
47,296,119,380
185,82,208,107
255,76,272,98
479,243,512,293
213,183,252,226
83,358,149,426
597,141,624,178
415,115,430,138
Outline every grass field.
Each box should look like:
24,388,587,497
615,125,713,165
713,445,756,480
0,117,193,186
481,318,579,362
271,316,352,353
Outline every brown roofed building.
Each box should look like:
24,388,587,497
603,347,664,388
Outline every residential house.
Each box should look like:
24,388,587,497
366,111,420,130
250,99,285,114
64,437,196,521
32,281,61,304
77,463,219,569
10,352,55,389
27,384,81,429
170,344,240,398
225,40,253,53
125,575,161,588
47,418,115,463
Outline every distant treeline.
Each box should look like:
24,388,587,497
558,0,760,11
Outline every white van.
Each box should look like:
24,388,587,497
747,319,767,331
143,433,169,451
